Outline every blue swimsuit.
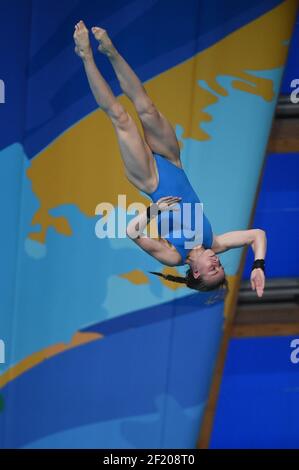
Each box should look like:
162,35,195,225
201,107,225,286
145,152,213,265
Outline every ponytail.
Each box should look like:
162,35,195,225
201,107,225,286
149,269,228,294
149,271,186,284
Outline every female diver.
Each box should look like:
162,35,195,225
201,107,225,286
73,21,267,297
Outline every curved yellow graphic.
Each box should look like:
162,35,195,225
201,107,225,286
0,332,102,389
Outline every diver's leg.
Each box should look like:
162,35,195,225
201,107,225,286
91,26,181,167
74,21,157,192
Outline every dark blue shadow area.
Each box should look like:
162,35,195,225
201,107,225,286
81,291,222,336
210,335,299,449
243,153,299,279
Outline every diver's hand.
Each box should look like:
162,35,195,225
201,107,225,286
156,196,181,212
250,268,265,298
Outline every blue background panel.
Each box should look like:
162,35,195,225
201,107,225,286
243,153,299,279
210,335,299,449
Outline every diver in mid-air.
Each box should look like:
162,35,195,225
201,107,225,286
73,20,266,295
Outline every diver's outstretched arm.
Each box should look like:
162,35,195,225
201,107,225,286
212,229,267,256
212,228,267,297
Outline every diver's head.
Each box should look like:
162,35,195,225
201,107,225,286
185,246,225,289
149,245,228,293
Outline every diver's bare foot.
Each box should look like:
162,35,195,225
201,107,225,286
73,20,93,60
91,26,117,57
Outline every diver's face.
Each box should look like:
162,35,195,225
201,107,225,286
192,249,225,284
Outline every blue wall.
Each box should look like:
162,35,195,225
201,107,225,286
243,152,299,279
210,335,299,448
